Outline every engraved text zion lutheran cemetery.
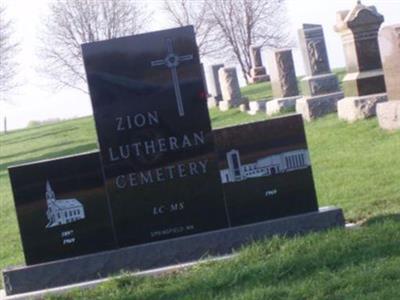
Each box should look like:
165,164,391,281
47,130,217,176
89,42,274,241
82,26,229,247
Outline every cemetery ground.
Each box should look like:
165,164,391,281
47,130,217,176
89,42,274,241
0,80,399,299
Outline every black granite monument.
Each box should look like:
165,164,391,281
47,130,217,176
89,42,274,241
215,115,318,226
3,26,344,297
8,152,117,265
81,26,229,246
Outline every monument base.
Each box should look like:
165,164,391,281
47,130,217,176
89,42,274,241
248,100,267,115
249,67,270,83
239,102,249,112
266,96,300,116
342,70,386,97
296,91,344,121
219,98,248,112
249,75,270,83
2,207,344,296
207,96,220,109
337,93,387,123
377,101,400,131
301,73,340,96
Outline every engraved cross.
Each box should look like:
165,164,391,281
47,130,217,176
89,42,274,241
151,38,193,117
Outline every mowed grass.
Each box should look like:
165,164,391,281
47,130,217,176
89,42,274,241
49,218,400,300
0,79,399,298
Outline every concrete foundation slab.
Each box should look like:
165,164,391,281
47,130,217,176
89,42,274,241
266,96,300,116
2,207,344,297
248,100,267,115
296,91,344,121
337,93,387,122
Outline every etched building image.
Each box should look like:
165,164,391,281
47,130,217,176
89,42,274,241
45,181,85,228
220,149,311,184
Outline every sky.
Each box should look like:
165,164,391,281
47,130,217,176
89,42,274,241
0,0,399,131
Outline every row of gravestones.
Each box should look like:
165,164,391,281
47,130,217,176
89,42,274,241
205,2,399,131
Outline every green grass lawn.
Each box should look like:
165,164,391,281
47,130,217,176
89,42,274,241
0,79,399,298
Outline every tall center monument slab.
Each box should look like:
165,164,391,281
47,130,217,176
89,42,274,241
82,26,229,247
266,49,300,115
377,24,400,131
334,1,387,122
296,24,344,121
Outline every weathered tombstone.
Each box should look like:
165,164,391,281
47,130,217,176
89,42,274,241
296,24,344,121
266,49,301,115
8,152,117,265
218,67,248,111
82,26,229,247
249,45,270,83
215,114,318,225
205,64,224,108
334,1,387,122
376,24,400,131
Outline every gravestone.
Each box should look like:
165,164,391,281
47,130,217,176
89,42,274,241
3,26,345,297
82,26,229,247
266,49,301,115
376,24,400,131
214,114,318,226
334,1,387,122
249,45,270,83
8,152,117,265
218,67,248,111
296,24,344,121
205,64,224,108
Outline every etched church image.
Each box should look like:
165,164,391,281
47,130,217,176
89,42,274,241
220,149,311,184
45,181,85,228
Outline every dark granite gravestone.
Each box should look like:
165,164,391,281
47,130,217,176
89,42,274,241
82,26,229,247
214,114,318,226
8,152,117,265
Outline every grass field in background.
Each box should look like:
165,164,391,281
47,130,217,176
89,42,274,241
0,78,399,298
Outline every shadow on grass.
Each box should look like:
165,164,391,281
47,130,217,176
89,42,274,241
363,213,400,227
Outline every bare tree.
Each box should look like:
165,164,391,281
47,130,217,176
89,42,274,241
39,0,150,93
0,4,19,95
205,0,291,83
163,0,221,57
